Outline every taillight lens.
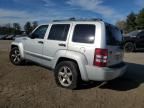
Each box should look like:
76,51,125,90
93,48,108,67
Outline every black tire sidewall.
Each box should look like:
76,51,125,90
54,61,79,89
124,42,135,52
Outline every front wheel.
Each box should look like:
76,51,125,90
54,61,79,89
9,47,25,65
124,42,135,52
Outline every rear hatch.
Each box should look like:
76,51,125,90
106,24,123,66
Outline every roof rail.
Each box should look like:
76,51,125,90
53,18,103,22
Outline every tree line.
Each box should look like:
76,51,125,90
0,21,38,35
1,8,144,35
116,8,144,33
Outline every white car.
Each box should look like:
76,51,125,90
9,19,127,89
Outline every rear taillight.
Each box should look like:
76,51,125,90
93,48,108,67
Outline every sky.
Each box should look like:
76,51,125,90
0,0,144,26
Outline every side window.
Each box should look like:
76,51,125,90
31,25,48,39
48,24,70,41
137,31,144,38
72,24,95,43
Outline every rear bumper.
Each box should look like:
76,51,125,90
85,62,127,81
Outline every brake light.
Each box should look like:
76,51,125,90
93,48,108,67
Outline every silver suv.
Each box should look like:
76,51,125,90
9,19,127,89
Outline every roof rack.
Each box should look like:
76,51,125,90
53,18,103,22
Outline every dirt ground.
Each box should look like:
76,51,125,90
0,40,144,108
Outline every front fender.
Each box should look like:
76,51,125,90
11,42,24,58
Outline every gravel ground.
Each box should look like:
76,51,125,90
0,40,144,108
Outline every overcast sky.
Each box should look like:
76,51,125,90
0,0,143,26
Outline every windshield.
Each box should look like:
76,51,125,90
106,24,122,46
127,31,139,36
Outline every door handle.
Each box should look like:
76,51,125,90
38,41,44,44
58,43,66,47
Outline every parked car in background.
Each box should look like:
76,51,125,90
0,35,4,40
123,30,144,52
0,35,24,40
0,35,8,40
5,35,15,40
13,35,26,40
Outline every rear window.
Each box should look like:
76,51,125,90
72,24,95,43
106,24,122,45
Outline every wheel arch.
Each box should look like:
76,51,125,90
53,51,89,81
11,45,18,49
11,42,24,58
56,57,82,80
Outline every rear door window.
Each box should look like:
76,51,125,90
106,24,122,46
48,24,70,41
72,24,95,43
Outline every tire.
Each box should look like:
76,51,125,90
124,42,135,52
9,47,25,65
54,61,79,89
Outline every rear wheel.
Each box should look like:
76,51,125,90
54,61,79,89
9,47,25,65
124,42,135,52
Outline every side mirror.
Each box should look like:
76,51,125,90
29,33,38,39
29,35,35,39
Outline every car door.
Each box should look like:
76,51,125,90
42,24,70,67
23,25,48,64
136,31,144,48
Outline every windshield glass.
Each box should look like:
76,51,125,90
127,31,139,36
106,24,122,46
